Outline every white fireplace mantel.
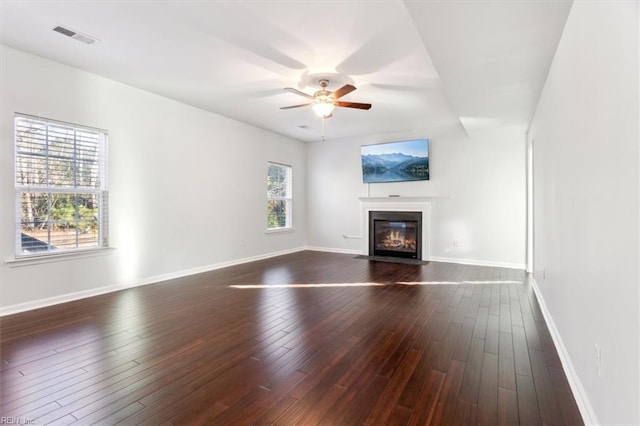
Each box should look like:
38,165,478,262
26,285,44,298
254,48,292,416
359,197,432,260
358,196,435,203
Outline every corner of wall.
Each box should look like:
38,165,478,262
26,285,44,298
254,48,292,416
637,4,640,422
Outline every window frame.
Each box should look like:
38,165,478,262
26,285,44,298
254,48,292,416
266,162,293,231
14,113,109,258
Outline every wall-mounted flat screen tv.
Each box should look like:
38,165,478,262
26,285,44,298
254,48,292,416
361,138,429,183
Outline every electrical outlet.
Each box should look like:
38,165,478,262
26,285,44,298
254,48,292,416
595,344,602,377
453,239,460,247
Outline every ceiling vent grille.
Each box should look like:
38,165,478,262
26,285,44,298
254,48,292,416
52,25,98,45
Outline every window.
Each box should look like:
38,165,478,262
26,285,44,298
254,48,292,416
267,162,292,230
14,114,108,256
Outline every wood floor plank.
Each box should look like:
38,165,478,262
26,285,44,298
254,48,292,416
363,348,422,424
549,365,584,426
396,339,441,410
251,394,297,425
455,399,478,425
489,283,501,316
522,312,543,351
0,251,583,425
498,331,517,391
459,337,485,403
477,352,499,425
433,321,462,372
516,373,542,425
498,387,519,425
510,295,524,328
386,405,413,425
472,306,490,341
535,319,563,369
512,324,533,377
464,285,482,320
485,314,500,354
430,359,466,425
529,348,564,425
499,302,512,333
377,321,422,379
405,368,445,425
452,316,475,362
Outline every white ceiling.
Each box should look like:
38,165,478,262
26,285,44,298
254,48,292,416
0,0,572,142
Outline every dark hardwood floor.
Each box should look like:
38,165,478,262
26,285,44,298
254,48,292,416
1,251,583,425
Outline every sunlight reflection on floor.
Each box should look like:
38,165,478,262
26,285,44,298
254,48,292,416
230,282,387,289
229,280,522,289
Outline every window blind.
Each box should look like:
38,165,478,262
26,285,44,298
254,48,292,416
14,114,109,256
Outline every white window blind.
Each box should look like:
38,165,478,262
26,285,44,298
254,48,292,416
267,162,292,230
14,114,108,256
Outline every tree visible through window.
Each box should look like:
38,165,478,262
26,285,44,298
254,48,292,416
15,114,108,256
267,162,292,230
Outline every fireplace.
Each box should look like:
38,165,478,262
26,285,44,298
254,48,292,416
369,211,422,259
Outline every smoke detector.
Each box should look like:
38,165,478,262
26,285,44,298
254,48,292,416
52,25,98,45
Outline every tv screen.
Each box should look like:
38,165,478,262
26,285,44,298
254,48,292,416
361,138,429,183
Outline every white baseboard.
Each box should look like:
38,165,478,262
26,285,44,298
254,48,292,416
0,246,306,316
125,246,307,289
428,256,526,270
305,246,361,255
530,277,598,426
0,284,129,317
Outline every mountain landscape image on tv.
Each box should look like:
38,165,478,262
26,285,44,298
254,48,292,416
361,139,429,183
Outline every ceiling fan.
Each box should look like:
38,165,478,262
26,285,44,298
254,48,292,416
280,79,372,118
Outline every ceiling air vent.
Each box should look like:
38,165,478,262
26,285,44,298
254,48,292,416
52,25,98,45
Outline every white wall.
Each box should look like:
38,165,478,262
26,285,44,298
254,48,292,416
0,46,307,312
529,2,639,424
306,125,526,268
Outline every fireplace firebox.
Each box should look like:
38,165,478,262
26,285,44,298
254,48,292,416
369,211,422,259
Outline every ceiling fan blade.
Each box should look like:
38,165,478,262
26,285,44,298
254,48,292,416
332,84,356,100
280,103,311,110
284,87,313,99
336,101,372,110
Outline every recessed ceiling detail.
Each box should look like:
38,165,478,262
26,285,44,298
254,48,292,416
0,2,572,141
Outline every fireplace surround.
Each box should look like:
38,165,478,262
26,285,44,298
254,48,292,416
359,197,432,261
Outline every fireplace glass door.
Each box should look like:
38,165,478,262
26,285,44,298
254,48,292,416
369,211,422,259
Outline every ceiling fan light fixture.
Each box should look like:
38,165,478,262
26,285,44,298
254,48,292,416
281,79,370,118
312,101,335,118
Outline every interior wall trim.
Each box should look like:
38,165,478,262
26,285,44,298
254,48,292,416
530,277,598,426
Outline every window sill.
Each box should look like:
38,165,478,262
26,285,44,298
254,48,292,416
6,247,115,267
265,227,294,234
